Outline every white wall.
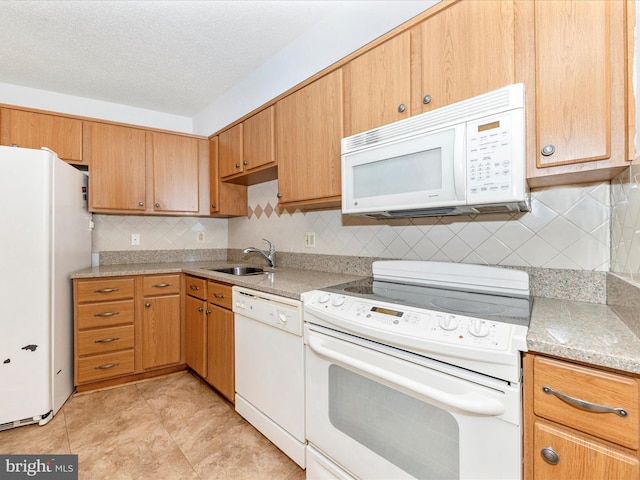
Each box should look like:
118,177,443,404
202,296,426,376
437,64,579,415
192,1,437,135
0,82,193,132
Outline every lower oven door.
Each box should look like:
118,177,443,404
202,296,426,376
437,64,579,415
305,324,522,480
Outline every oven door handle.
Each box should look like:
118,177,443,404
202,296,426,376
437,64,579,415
308,335,506,417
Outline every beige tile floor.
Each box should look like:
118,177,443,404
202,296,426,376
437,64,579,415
0,372,305,480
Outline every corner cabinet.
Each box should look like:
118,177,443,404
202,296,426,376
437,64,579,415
0,108,85,165
209,136,248,217
518,0,635,187
276,69,344,209
524,353,640,479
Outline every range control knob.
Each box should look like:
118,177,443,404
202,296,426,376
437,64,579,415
318,294,330,304
439,315,458,331
332,296,346,307
469,319,490,337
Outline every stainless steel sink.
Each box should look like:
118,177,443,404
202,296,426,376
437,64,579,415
209,266,265,276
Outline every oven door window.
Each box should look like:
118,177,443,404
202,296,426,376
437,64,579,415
329,364,459,480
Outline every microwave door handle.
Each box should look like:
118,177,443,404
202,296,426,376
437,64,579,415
308,335,505,416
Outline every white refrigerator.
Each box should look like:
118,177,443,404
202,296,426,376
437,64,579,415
0,146,92,430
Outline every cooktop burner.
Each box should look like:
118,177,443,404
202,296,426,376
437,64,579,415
323,277,531,327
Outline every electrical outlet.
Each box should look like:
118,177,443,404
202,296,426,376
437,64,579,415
197,231,205,243
130,233,140,246
304,232,316,248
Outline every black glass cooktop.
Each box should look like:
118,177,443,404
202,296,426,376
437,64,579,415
321,277,532,327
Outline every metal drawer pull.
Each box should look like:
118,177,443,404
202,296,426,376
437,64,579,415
190,285,200,291
95,362,120,369
94,337,120,343
542,386,628,417
94,311,120,317
541,446,559,465
94,288,119,293
152,283,173,288
214,293,225,299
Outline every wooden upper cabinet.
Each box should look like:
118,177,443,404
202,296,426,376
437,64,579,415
84,121,147,212
209,136,248,217
343,31,412,136
412,0,515,114
520,0,633,187
276,69,343,208
218,106,276,185
148,131,199,213
218,123,242,178
1,108,84,164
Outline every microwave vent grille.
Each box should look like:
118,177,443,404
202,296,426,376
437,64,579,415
344,83,524,152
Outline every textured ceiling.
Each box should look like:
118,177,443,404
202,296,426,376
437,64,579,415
0,1,353,116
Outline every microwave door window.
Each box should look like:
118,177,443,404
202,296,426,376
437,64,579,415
353,148,442,199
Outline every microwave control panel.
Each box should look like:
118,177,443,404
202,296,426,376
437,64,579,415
466,113,518,200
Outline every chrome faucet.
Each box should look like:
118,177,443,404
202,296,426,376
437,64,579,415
243,238,276,268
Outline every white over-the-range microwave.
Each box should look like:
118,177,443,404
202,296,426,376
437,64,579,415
341,83,530,218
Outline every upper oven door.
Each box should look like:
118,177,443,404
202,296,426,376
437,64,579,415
341,123,466,215
304,324,522,480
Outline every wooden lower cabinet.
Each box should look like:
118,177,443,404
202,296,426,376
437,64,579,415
524,353,640,479
73,274,185,391
206,304,234,402
184,275,208,378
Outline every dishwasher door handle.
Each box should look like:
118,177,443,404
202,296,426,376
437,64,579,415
308,334,505,417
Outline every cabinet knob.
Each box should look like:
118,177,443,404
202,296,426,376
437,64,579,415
397,103,406,113
541,144,556,156
145,303,151,308
235,163,241,168
276,192,283,199
540,446,559,465
211,203,217,209
155,202,160,208
422,94,432,105
198,306,204,312
138,201,144,207
205,309,211,315
243,160,249,166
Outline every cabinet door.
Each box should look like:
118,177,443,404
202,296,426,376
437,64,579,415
218,123,243,178
0,108,84,164
533,420,639,479
209,136,247,217
149,131,199,213
242,106,276,172
344,31,412,136
141,294,181,369
276,69,343,208
532,0,625,169
185,295,207,378
206,304,234,402
412,0,515,113
84,122,146,212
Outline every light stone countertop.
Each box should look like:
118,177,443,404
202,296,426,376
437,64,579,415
527,297,640,374
71,262,640,375
70,261,366,300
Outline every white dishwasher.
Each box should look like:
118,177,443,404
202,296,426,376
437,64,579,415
232,286,306,468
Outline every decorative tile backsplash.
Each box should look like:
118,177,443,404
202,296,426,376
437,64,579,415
228,180,610,271
611,156,640,282
92,180,613,273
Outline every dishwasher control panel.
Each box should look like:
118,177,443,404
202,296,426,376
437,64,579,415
233,286,303,336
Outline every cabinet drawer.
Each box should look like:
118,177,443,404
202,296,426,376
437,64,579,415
76,350,135,384
185,275,207,300
208,281,232,309
142,274,181,296
76,278,135,302
533,356,639,450
76,299,135,329
77,325,134,356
